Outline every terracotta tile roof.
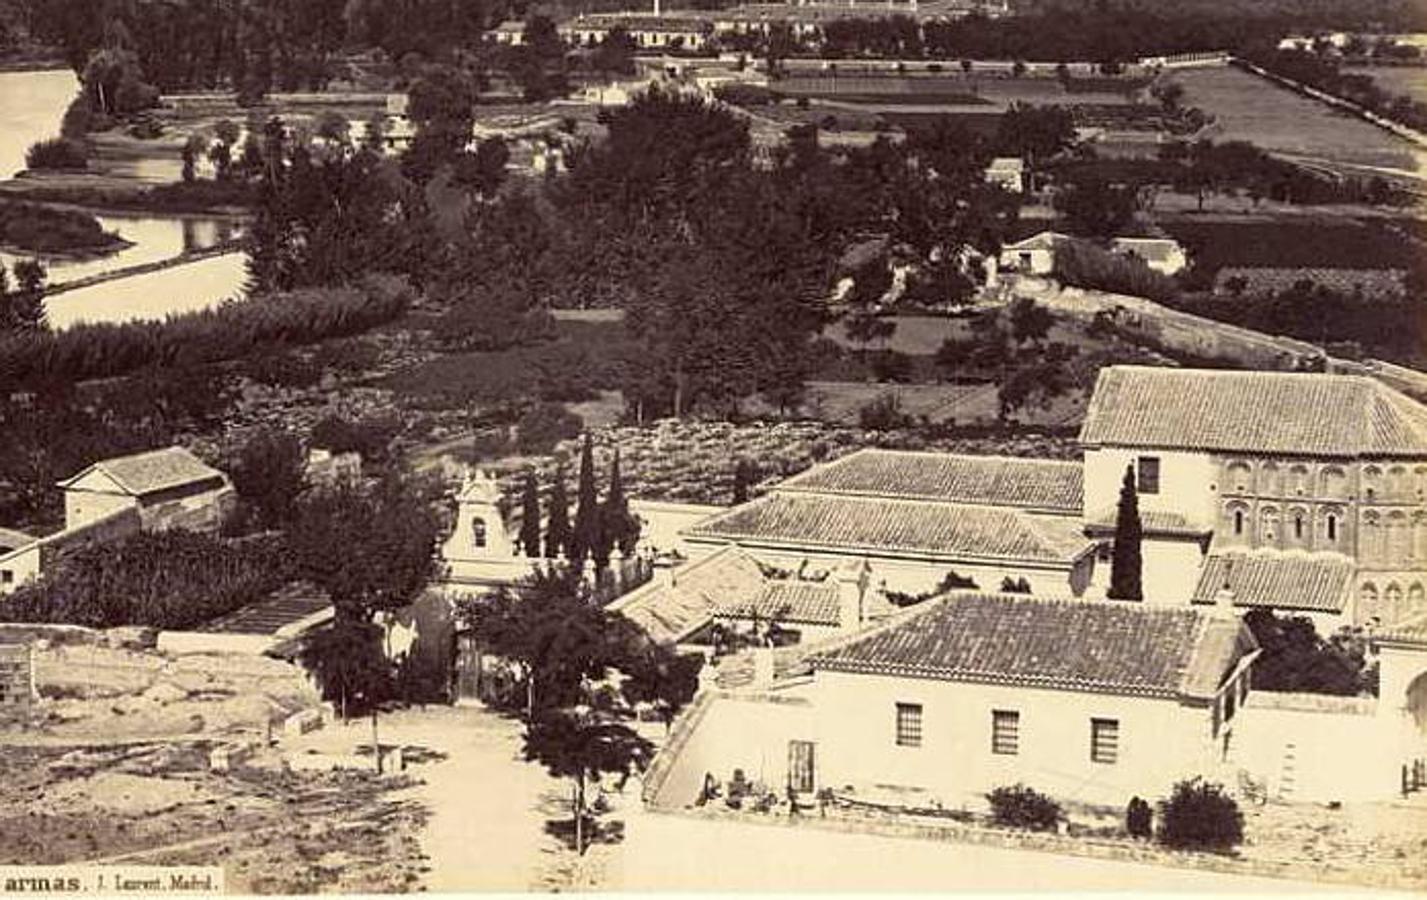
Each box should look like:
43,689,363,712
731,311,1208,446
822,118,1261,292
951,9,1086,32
685,493,1094,565
1190,551,1356,614
810,592,1255,701
717,580,841,627
1084,507,1211,538
203,582,332,635
58,446,227,498
608,546,767,645
775,449,1083,513
1080,366,1427,457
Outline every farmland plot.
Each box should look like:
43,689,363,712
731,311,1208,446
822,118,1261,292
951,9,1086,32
1174,67,1423,173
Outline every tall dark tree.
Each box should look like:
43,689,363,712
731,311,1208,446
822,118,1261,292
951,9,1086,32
519,471,542,559
9,259,47,332
545,466,571,560
1108,464,1144,601
731,457,751,504
597,448,638,568
570,434,600,568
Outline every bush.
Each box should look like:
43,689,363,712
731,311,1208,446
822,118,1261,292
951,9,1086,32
986,784,1062,832
1157,778,1243,852
1126,796,1153,839
24,137,88,171
310,413,401,463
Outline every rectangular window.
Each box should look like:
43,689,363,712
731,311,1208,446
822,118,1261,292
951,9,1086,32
0,570,11,585
1137,457,1161,495
895,702,923,748
1090,718,1119,764
992,710,1020,755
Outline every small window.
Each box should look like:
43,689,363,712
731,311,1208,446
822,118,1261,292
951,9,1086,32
895,702,923,748
1327,514,1338,542
1090,718,1119,764
1294,515,1304,540
1233,510,1245,536
992,710,1020,755
0,570,11,585
1137,457,1160,495
472,518,487,549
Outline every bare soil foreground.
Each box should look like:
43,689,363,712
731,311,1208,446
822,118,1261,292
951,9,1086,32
0,742,427,893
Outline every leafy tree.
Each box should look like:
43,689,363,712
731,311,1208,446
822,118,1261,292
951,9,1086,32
299,619,394,720
403,63,480,183
1242,609,1373,695
286,471,441,625
593,27,637,77
1157,778,1244,852
519,472,542,559
310,412,400,465
545,466,571,560
1054,176,1139,238
525,704,653,855
996,104,1074,192
570,434,600,568
6,259,47,332
1108,464,1144,601
230,427,308,530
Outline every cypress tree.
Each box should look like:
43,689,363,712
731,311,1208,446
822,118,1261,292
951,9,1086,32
569,434,600,567
732,457,749,504
545,466,571,560
598,448,638,568
1108,463,1144,601
519,471,542,558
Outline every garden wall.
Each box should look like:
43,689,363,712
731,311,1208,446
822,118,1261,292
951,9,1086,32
1232,691,1396,802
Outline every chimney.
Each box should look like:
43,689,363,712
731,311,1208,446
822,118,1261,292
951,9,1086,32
836,558,871,631
653,554,677,589
1212,559,1236,614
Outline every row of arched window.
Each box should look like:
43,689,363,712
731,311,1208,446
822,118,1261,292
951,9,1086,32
1221,459,1427,503
1360,581,1427,627
1222,501,1346,551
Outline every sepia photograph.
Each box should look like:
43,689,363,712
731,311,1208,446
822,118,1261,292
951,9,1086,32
0,0,1424,893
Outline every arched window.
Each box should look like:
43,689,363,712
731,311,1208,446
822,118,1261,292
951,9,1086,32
1293,513,1305,541
472,517,487,549
1360,582,1379,620
1364,465,1382,500
1320,466,1348,500
1326,513,1339,543
1386,583,1405,623
1234,509,1245,536
1409,583,1425,617
1290,465,1309,497
1226,460,1252,494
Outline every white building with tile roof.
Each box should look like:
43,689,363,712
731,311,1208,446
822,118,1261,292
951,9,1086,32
56,446,233,533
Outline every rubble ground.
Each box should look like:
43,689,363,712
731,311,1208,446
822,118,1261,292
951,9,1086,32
0,741,428,894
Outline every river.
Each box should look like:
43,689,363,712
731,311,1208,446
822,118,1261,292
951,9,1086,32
1,68,251,326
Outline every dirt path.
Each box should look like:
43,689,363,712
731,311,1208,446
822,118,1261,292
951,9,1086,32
282,704,575,891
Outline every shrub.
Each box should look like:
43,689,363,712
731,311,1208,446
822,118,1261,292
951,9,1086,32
1126,796,1153,839
310,413,401,463
1157,777,1244,852
0,201,125,255
25,137,88,171
986,784,1062,831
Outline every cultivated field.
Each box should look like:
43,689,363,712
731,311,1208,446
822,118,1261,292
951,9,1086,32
1343,65,1427,100
1174,67,1423,173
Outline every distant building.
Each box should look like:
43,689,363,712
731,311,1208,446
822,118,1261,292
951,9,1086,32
997,230,1073,275
56,446,233,533
1109,237,1188,276
984,156,1025,193
491,19,527,45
